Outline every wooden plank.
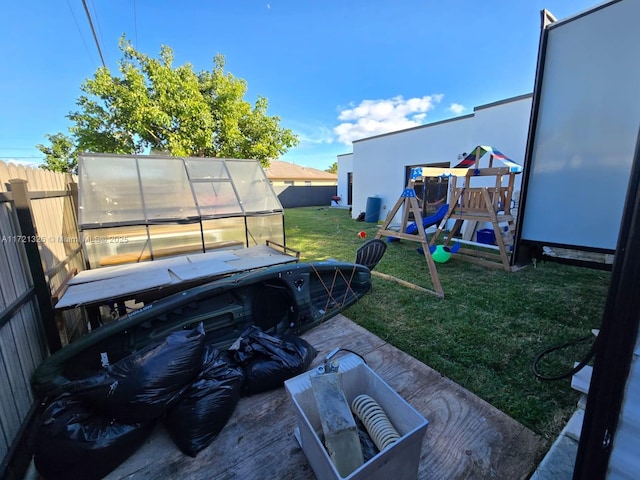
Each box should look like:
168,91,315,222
0,206,24,305
105,314,544,480
363,343,543,480
50,268,78,304
57,245,299,309
19,300,48,369
0,322,32,434
0,344,18,459
371,270,444,297
0,162,10,192
456,253,507,270
376,189,443,298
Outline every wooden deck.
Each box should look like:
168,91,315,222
105,314,545,480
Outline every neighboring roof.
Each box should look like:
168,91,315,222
264,160,336,181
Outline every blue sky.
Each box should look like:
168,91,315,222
0,0,599,171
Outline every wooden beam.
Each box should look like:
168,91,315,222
371,270,444,298
376,186,444,298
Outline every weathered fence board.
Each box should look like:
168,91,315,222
0,160,85,477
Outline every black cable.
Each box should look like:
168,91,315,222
531,333,599,381
81,0,106,67
335,348,367,365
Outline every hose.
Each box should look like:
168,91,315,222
531,334,598,381
351,394,400,451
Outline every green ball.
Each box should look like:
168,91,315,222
432,245,451,263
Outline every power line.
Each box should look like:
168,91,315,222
81,0,106,68
66,0,96,67
88,0,108,64
0,148,42,151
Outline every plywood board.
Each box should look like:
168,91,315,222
56,245,298,309
105,314,544,480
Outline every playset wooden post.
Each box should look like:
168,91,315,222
376,184,445,298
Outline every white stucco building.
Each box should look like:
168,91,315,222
336,93,533,223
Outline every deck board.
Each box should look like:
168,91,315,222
105,314,545,480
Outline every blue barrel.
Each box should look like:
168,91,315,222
364,196,382,223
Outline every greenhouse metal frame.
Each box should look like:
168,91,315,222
78,153,286,269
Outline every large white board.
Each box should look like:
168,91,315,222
520,0,640,251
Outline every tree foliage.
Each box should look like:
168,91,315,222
325,161,338,174
39,37,298,172
37,133,78,174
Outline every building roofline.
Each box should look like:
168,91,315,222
473,92,533,111
352,113,475,143
352,92,533,144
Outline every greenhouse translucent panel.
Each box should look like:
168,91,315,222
79,155,145,226
246,215,285,246
184,158,229,180
78,154,286,268
82,226,152,269
192,181,242,217
225,160,282,213
201,217,247,246
147,223,207,258
137,157,199,221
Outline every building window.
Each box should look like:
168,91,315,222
405,162,450,217
305,181,311,186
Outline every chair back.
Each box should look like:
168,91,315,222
355,239,387,271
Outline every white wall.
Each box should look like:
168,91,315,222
344,94,533,223
519,0,640,251
336,153,353,206
473,97,532,166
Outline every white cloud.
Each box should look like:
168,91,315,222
285,121,335,146
334,94,443,145
448,103,466,115
297,126,335,145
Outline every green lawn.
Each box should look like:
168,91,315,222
284,206,610,443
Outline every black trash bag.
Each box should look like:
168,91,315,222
33,394,155,480
229,326,317,395
164,346,245,457
73,324,205,423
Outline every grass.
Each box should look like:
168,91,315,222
284,206,610,444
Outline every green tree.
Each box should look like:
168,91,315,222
36,133,78,174
40,37,298,172
325,161,338,174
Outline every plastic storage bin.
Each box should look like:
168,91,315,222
476,228,496,245
285,354,428,480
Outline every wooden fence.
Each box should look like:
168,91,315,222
0,161,86,479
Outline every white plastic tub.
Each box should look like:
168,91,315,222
285,354,428,480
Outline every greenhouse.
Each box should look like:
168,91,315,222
78,153,286,269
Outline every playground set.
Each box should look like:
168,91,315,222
375,146,522,297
